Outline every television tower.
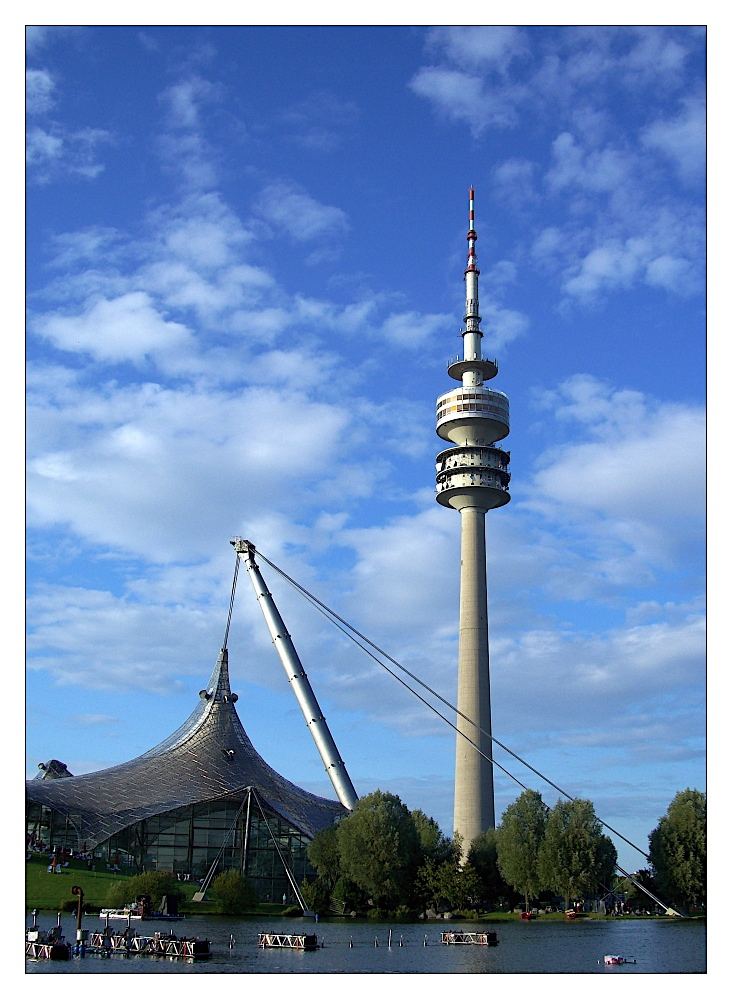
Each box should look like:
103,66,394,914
435,188,511,853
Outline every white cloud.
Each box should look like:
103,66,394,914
160,77,221,130
26,126,63,165
149,192,253,267
642,95,706,183
547,132,634,194
408,67,516,135
426,26,528,72
25,26,80,55
493,614,705,729
244,345,340,390
253,183,348,243
27,584,222,692
71,714,119,726
493,158,537,205
286,480,705,758
645,254,696,293
480,299,529,351
26,373,362,562
532,126,704,302
556,27,692,92
48,227,122,269
281,91,359,152
26,125,113,183
157,131,219,190
531,226,564,265
26,26,54,54
33,291,194,365
622,28,690,80
137,31,160,52
379,310,449,348
563,238,651,299
529,376,705,568
560,225,704,303
26,69,55,115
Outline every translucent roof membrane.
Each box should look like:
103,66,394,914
26,648,346,848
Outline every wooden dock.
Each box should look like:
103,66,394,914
441,930,498,946
258,931,319,951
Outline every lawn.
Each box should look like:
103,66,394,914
25,855,289,916
26,854,136,910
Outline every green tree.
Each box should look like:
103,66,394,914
468,829,515,909
649,789,706,910
411,809,454,865
538,799,617,909
495,789,547,911
416,856,480,912
336,790,420,909
210,869,257,913
616,869,661,911
307,823,341,891
332,875,368,912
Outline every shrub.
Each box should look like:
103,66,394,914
105,871,182,910
210,869,257,914
300,876,331,913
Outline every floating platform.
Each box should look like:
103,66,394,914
85,930,210,959
25,938,71,961
258,931,319,951
441,930,498,946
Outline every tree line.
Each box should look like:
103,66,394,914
302,787,706,918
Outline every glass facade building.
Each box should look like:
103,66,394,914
26,648,345,902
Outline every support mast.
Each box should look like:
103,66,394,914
232,538,358,811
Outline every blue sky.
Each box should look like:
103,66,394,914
24,24,706,873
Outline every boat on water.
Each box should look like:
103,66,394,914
99,892,184,922
603,955,637,966
99,907,143,920
99,907,184,922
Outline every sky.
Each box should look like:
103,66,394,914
24,22,707,875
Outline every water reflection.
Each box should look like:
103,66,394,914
26,913,706,974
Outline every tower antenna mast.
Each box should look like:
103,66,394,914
435,188,511,853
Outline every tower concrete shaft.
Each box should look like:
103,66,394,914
435,188,510,856
454,507,495,842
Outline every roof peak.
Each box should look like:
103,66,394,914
199,647,238,706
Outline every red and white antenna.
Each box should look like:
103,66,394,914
465,186,480,274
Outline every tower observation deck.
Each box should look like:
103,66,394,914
436,188,510,853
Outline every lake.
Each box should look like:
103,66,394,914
25,913,706,974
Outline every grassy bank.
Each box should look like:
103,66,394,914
26,859,696,921
25,856,289,916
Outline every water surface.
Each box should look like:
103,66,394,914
25,913,706,974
